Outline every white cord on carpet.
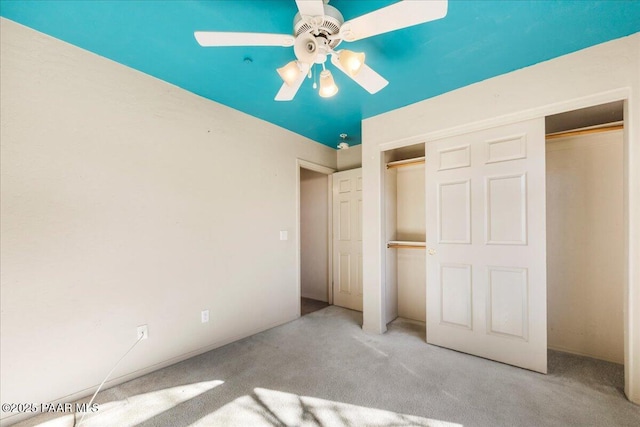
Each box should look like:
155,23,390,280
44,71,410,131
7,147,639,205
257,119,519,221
76,335,144,427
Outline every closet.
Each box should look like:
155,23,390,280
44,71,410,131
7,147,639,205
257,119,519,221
383,143,426,325
545,101,624,364
379,103,625,374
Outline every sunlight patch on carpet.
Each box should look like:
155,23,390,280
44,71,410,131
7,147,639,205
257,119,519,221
189,388,461,426
34,380,223,427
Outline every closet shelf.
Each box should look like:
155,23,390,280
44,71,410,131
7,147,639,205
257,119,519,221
386,156,425,169
387,240,426,249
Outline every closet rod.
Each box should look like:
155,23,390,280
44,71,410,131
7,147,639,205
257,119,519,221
546,123,623,140
386,157,426,169
387,244,426,249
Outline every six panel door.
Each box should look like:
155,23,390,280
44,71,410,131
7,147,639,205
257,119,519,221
333,168,363,312
425,118,547,373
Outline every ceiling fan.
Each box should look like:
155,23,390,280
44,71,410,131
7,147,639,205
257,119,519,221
194,0,448,101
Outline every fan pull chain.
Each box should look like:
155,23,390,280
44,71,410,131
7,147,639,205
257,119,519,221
312,64,318,89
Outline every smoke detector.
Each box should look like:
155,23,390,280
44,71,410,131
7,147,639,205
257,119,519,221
337,133,349,150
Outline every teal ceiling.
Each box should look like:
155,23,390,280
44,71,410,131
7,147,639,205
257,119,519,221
1,1,639,148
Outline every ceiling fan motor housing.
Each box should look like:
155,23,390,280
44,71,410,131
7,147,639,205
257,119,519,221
293,3,344,49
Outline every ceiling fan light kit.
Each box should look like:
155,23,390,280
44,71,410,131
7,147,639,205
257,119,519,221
338,50,365,77
319,69,338,98
195,0,448,101
277,60,304,86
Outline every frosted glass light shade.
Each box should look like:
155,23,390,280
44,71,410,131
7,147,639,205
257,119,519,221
277,61,303,86
338,50,365,77
319,70,338,98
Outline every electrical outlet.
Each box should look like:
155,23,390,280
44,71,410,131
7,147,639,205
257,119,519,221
137,325,148,340
201,310,209,323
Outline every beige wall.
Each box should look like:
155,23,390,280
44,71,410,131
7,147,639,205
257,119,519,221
395,165,426,322
547,130,624,363
337,144,362,171
361,33,640,402
300,168,329,302
0,19,336,423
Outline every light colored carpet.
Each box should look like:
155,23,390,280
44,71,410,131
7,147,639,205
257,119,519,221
33,386,455,427
12,306,640,426
190,388,458,427
301,298,330,316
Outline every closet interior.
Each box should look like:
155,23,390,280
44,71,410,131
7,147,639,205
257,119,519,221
384,142,426,325
545,100,625,364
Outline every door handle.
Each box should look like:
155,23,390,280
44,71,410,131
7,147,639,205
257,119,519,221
428,248,437,256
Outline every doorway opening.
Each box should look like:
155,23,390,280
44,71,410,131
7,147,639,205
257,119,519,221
298,162,333,316
545,101,625,387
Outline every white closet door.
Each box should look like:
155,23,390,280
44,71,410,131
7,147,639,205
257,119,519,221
425,118,547,373
333,168,363,312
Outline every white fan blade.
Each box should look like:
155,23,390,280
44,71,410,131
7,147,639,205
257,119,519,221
275,62,311,101
295,0,325,17
331,55,388,94
339,0,448,42
194,31,295,47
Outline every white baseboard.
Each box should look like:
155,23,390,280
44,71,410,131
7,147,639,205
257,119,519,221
301,292,328,302
547,344,624,365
